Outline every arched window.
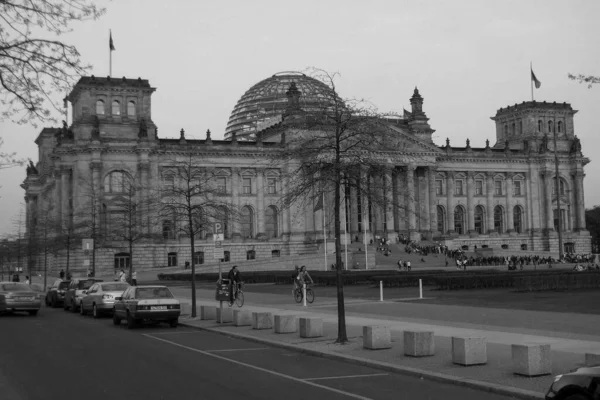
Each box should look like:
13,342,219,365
192,207,206,239
548,120,553,133
241,206,253,239
216,206,229,238
511,123,516,135
436,205,445,234
112,100,121,116
538,120,542,132
504,124,508,135
552,179,566,196
454,206,465,235
557,121,562,133
513,206,523,233
104,171,131,193
162,220,174,239
474,205,485,234
96,100,105,115
265,206,278,238
519,120,523,134
494,206,504,233
553,209,567,232
127,101,136,117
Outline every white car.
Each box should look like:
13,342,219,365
80,282,130,318
113,286,180,329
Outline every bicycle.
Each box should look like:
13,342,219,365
228,282,244,307
294,283,314,304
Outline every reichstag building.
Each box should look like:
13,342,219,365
22,72,591,274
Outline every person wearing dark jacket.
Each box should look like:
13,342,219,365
227,265,242,305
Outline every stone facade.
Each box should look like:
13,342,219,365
21,74,591,276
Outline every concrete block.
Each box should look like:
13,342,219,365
216,307,233,323
274,314,297,333
363,326,392,350
200,305,216,320
299,317,323,338
585,353,600,367
452,337,487,366
233,309,252,327
512,343,552,376
180,302,191,315
252,312,273,330
404,331,434,357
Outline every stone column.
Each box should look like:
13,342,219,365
574,171,586,230
361,168,370,242
373,174,383,236
281,167,290,238
527,166,541,232
486,172,495,233
506,173,514,233
256,169,265,239
384,168,395,238
137,163,150,234
422,168,430,234
406,165,417,236
428,167,438,235
446,171,455,234
543,172,554,231
231,168,241,240
466,171,475,233
349,183,358,236
54,170,62,222
61,167,70,227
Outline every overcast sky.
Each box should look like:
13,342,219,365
0,0,598,236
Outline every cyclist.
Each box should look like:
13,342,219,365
297,265,314,291
228,265,242,305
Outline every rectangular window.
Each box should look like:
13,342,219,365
267,178,277,194
217,177,226,194
435,180,443,195
455,180,464,196
243,178,252,194
494,180,503,195
513,180,522,196
164,175,174,189
475,180,483,195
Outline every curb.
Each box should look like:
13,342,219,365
179,320,545,400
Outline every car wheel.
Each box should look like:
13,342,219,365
92,304,99,319
112,311,121,326
70,301,78,313
169,318,178,328
80,303,86,316
51,299,57,308
126,312,136,329
63,301,69,311
564,394,590,400
28,310,38,316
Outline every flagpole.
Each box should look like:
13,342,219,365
530,62,534,101
323,192,327,272
109,30,112,77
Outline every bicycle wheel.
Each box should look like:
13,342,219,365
235,291,244,307
306,288,315,304
294,289,303,303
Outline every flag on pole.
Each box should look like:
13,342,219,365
109,30,115,51
531,68,541,89
313,193,324,212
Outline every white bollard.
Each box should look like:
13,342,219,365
303,283,307,307
419,279,423,299
380,281,383,302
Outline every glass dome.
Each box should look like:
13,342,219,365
225,71,337,140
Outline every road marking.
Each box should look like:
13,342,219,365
304,373,388,381
207,347,269,353
144,334,375,400
143,330,202,336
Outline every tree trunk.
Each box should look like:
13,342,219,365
129,240,133,285
334,174,347,343
190,233,197,318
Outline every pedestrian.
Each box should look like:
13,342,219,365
406,260,411,271
59,269,65,279
184,261,190,270
132,271,137,286
24,276,30,285
397,259,403,270
119,269,127,282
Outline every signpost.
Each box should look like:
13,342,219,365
82,239,94,276
213,223,225,323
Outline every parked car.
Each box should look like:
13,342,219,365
45,279,70,308
113,285,180,329
0,282,42,316
546,365,600,400
64,278,103,312
80,282,129,318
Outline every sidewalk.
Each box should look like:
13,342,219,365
172,288,600,400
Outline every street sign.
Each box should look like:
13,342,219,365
83,260,90,266
214,247,224,259
215,279,230,301
83,249,90,256
214,222,223,234
82,239,94,250
213,233,224,242
214,241,222,248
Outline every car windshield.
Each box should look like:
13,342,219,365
102,283,129,292
1,283,32,292
58,282,70,290
77,280,98,290
136,287,173,299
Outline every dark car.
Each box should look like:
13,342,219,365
45,279,70,308
545,365,600,400
0,282,42,316
113,286,180,329
64,278,103,312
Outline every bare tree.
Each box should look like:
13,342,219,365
568,73,599,88
159,151,239,318
53,213,78,278
268,68,423,343
0,138,26,172
0,0,106,126
36,203,58,289
74,175,103,277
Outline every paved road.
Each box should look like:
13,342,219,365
0,308,519,400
